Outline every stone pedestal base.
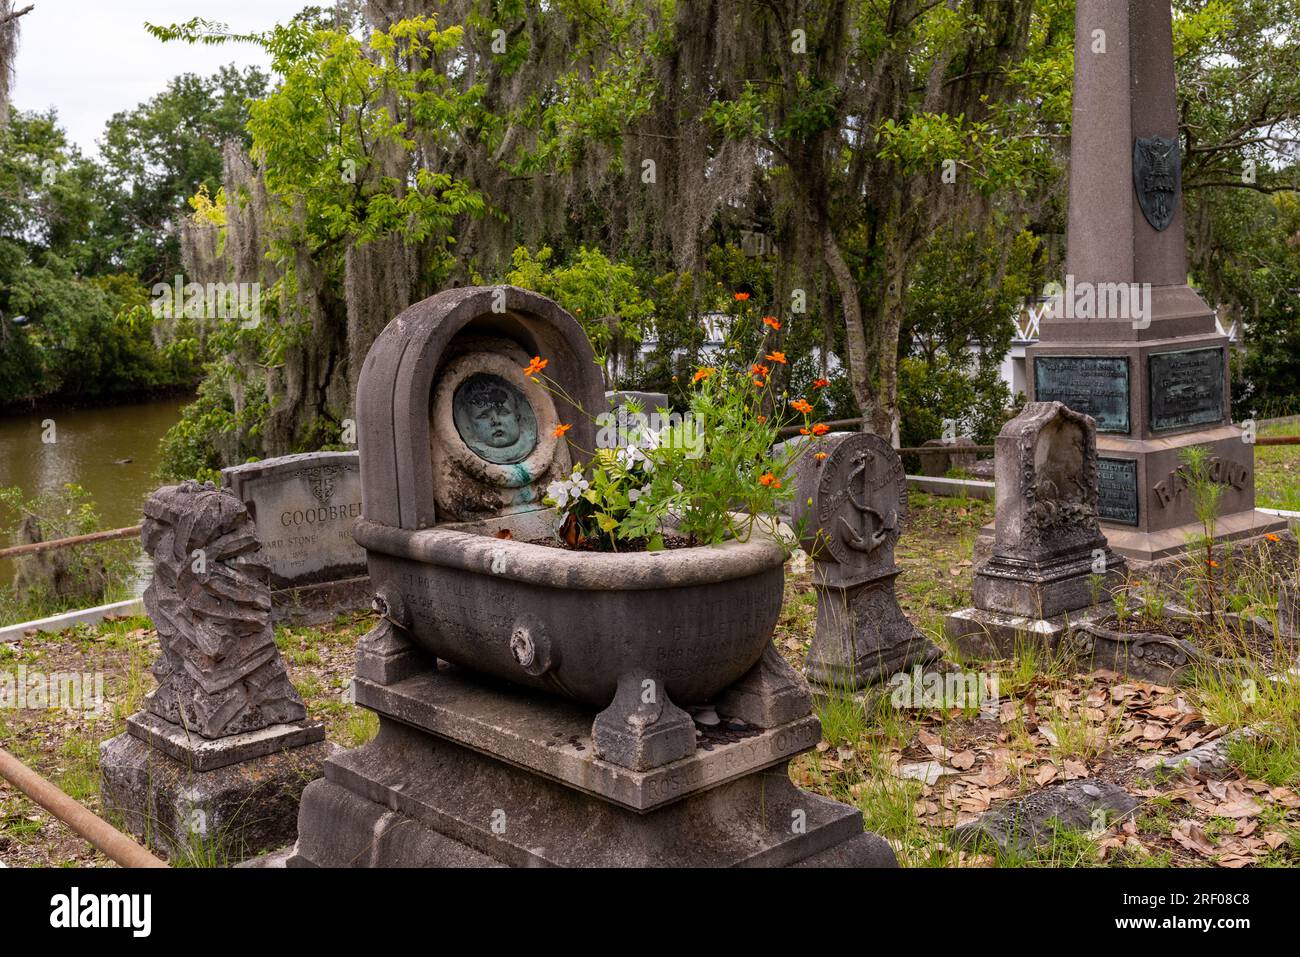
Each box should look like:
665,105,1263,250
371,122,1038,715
100,716,334,862
1102,508,1289,565
972,549,1126,621
288,665,895,867
943,603,1113,660
805,571,941,691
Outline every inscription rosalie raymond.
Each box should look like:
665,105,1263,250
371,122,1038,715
1033,356,1130,433
1149,347,1225,432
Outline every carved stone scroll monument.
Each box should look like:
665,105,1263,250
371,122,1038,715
1025,0,1285,562
100,481,331,860
946,402,1128,658
287,285,894,867
792,433,940,690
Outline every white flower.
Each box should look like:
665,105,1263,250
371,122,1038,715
546,480,571,509
546,469,588,510
628,483,651,503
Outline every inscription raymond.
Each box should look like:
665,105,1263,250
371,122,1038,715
1152,455,1247,509
1149,347,1225,432
222,451,366,587
1097,457,1139,526
1033,356,1131,433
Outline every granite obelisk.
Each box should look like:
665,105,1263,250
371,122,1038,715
1027,0,1285,562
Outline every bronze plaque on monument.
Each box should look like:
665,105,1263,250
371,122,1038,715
1033,356,1131,433
1097,457,1139,526
1149,347,1225,432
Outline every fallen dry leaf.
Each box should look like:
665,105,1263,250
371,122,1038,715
1171,820,1216,858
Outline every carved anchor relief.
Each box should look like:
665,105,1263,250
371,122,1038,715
836,452,896,555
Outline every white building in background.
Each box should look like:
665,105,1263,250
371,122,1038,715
637,311,842,375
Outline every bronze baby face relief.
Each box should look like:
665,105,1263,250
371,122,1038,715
452,373,538,465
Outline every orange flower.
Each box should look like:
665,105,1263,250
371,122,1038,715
813,378,830,389
814,452,828,460
734,292,750,301
759,472,780,488
1265,533,1281,542
692,366,716,384
523,355,548,376
1207,559,1219,568
799,427,811,436
790,398,813,415
751,363,770,377
753,378,766,387
553,423,572,438
763,315,780,330
811,423,830,436
765,351,787,365
756,415,767,424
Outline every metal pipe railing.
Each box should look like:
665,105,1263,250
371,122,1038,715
0,746,167,868
0,524,142,561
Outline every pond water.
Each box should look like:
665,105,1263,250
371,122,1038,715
0,394,191,589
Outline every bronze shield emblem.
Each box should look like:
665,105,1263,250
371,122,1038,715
1133,135,1180,232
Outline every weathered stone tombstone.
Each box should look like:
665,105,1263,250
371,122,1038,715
606,389,669,414
917,436,978,477
100,481,332,861
792,432,940,691
221,451,369,624
287,285,894,867
946,402,1127,658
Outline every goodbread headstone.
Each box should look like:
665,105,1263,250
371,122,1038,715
222,451,365,587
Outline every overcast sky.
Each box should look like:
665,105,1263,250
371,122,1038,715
11,0,311,157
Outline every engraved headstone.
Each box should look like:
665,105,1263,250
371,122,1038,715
100,481,331,860
222,451,365,588
946,402,1127,657
792,432,940,689
918,436,978,476
1024,0,1284,562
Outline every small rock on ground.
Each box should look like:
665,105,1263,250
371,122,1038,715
951,778,1137,854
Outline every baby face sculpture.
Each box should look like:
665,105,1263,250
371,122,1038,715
452,373,538,465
